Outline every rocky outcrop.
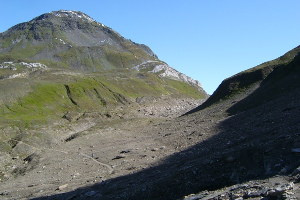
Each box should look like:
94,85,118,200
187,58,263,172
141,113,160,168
183,179,297,200
133,61,207,93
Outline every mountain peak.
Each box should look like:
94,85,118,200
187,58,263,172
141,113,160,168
0,10,206,94
30,10,106,28
49,10,97,23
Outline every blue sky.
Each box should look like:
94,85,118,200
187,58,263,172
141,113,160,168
1,0,300,94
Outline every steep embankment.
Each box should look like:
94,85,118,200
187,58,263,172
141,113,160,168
185,45,300,115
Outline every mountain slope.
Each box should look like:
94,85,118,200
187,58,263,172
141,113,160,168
0,10,207,126
0,10,155,70
185,45,300,115
0,9,206,91
0,10,206,92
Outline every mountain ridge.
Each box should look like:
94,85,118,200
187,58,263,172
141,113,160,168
0,10,205,91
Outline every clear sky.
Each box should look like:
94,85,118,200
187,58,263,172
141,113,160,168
1,0,300,94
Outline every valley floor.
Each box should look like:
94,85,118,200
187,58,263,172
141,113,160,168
1,91,300,200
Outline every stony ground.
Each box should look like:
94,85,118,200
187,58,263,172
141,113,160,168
0,90,300,200
183,176,299,200
0,97,205,199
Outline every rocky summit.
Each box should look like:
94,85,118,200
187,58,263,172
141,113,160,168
0,10,300,200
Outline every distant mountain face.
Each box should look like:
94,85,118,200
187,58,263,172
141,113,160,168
0,10,157,70
186,45,300,115
0,10,207,126
0,10,204,89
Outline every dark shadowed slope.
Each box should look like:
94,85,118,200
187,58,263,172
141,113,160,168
228,49,300,115
185,45,300,115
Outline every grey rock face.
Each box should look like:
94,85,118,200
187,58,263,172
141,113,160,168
133,61,207,93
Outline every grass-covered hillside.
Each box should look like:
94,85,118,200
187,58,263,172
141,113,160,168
186,45,300,115
0,69,205,127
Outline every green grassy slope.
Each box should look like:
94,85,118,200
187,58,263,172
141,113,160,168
227,51,300,114
0,70,204,126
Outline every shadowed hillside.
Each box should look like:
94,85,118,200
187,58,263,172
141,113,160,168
185,45,300,115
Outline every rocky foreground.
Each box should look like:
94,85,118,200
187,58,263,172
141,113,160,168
0,97,205,200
